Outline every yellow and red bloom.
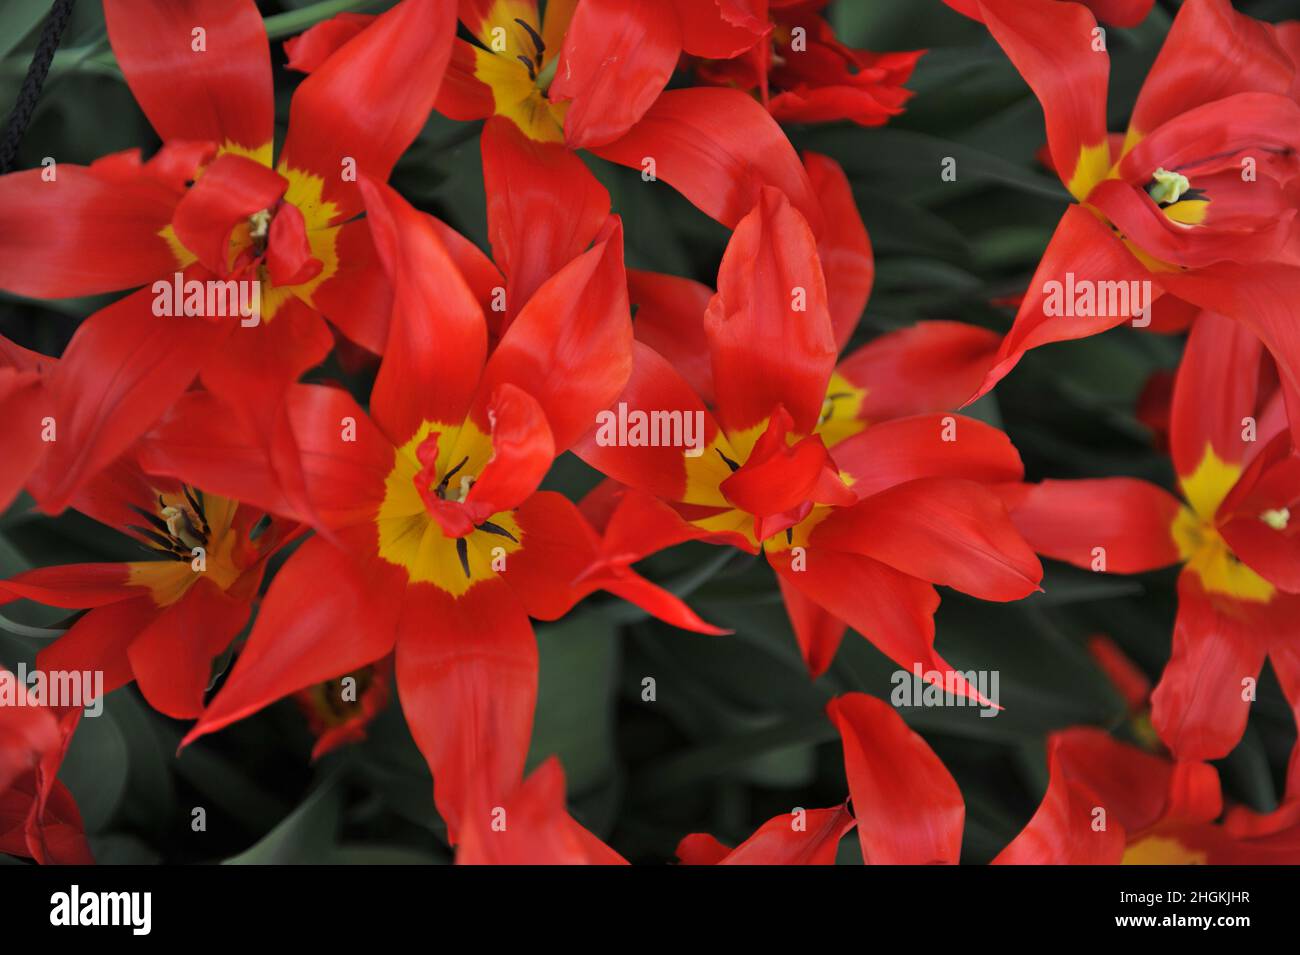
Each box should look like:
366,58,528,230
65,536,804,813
0,0,458,513
0,458,298,720
961,0,1300,414
692,0,924,128
577,156,1039,692
135,179,722,838
437,0,771,149
293,0,828,245
1002,311,1300,762
0,678,92,865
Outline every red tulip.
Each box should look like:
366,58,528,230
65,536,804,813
1002,311,1300,763
0,680,93,865
0,0,458,513
135,179,722,840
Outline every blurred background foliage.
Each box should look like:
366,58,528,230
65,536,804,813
1,0,1295,864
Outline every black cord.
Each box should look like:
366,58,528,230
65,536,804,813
0,0,78,175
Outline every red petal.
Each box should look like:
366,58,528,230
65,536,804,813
1051,727,1221,833
974,0,1110,200
283,13,375,73
36,597,161,699
671,0,767,58
1085,636,1152,713
814,478,1042,601
127,579,251,719
1150,570,1275,761
508,491,724,634
433,38,496,122
836,321,1000,426
774,553,991,704
573,341,725,504
590,88,823,233
396,579,537,841
0,369,49,512
706,187,836,436
1000,478,1182,573
829,413,1024,500
975,205,1154,399
1158,264,1300,448
182,530,404,747
104,0,272,153
804,152,872,350
279,0,456,223
457,757,627,864
0,164,182,299
628,269,716,403
29,284,231,514
139,384,393,532
551,0,681,149
1169,310,1266,477
993,738,1126,864
481,117,611,323
1218,435,1300,592
475,219,632,452
721,418,853,518
677,805,854,865
1129,0,1293,139
361,178,487,444
828,693,964,865
0,563,136,609
310,219,395,354
778,575,847,678
459,384,555,521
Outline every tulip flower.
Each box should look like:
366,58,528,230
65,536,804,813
578,162,1038,690
692,0,924,127
960,0,1300,426
1001,311,1300,762
1,455,300,720
0,0,457,513
0,681,92,865
134,179,722,839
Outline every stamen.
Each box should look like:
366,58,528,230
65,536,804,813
128,524,188,556
435,456,470,500
248,208,272,254
513,17,545,63
717,449,741,473
129,504,175,537
1261,507,1290,531
183,485,210,535
1148,167,1191,206
516,54,537,81
455,537,471,578
477,520,518,543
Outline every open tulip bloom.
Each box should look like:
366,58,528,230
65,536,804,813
0,0,457,514
962,0,1300,416
3,0,1300,876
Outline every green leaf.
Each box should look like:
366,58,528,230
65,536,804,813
222,778,342,865
527,613,619,796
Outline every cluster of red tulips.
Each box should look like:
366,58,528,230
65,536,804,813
2,0,1300,865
